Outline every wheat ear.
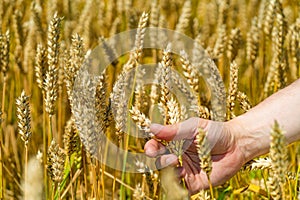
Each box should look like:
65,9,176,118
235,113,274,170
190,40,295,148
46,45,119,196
236,91,252,112
47,139,65,183
35,44,47,91
226,61,239,120
195,128,212,176
174,0,192,36
227,28,240,62
196,128,213,198
44,13,62,116
159,45,172,125
16,90,32,145
64,34,84,106
0,31,10,76
63,117,79,156
267,121,288,200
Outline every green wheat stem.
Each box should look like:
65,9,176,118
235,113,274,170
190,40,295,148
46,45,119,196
120,65,139,199
0,75,7,198
42,93,49,200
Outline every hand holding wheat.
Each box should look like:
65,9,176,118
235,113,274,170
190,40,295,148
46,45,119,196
144,117,246,195
145,79,300,196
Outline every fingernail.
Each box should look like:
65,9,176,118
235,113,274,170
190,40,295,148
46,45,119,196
150,123,164,135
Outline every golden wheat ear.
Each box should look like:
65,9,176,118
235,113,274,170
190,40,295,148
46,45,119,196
267,121,288,199
16,90,32,145
44,13,62,116
195,128,212,176
63,116,79,157
47,139,66,183
226,61,239,120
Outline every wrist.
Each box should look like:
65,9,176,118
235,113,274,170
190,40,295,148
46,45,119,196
227,116,271,163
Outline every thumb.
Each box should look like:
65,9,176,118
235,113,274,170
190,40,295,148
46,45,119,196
150,117,209,141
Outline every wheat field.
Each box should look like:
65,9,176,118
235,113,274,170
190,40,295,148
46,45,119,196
0,0,299,199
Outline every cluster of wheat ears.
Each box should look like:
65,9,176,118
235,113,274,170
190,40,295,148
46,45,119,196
0,0,299,199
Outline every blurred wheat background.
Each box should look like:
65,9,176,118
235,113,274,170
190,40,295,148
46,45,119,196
0,0,299,199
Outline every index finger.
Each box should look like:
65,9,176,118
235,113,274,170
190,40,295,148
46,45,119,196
150,117,209,141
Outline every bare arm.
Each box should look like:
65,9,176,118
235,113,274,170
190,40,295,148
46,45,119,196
233,79,300,162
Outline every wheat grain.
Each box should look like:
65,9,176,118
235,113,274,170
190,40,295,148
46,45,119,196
226,61,239,120
263,0,278,35
72,68,102,156
35,44,47,90
227,28,240,62
95,73,110,133
149,0,159,45
174,0,192,36
217,0,229,27
236,91,252,112
159,45,172,125
47,139,65,183
212,24,227,59
134,66,146,111
0,31,9,76
64,33,84,105
31,1,45,41
16,90,32,145
129,106,151,133
196,128,212,176
63,117,79,156
246,17,259,64
180,49,199,94
267,121,288,199
44,13,62,115
243,157,272,171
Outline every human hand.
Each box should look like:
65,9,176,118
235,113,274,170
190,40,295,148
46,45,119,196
144,117,248,195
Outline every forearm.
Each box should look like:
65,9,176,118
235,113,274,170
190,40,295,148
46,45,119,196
230,79,300,161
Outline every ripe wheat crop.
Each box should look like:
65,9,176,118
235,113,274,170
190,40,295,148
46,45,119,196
0,0,299,199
